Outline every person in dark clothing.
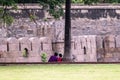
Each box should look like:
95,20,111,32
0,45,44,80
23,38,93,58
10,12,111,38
48,52,58,62
57,53,62,62
23,48,29,57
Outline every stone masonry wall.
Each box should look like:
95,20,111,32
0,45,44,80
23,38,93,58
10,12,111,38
0,35,120,62
0,35,97,62
0,37,53,62
1,5,120,62
97,35,120,62
1,5,120,38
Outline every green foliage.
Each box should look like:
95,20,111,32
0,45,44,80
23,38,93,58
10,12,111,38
38,0,65,19
0,0,17,26
82,0,99,5
22,49,28,57
72,0,83,3
0,0,15,6
3,15,14,25
29,14,37,21
41,53,47,62
12,4,18,10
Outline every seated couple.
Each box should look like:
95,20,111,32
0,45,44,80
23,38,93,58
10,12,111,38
48,52,62,62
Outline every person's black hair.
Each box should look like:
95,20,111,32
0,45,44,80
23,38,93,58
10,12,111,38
54,52,58,56
59,54,62,57
24,48,28,52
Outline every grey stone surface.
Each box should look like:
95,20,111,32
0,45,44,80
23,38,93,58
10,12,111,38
29,37,40,57
1,5,120,38
1,5,120,62
116,35,120,47
0,38,7,52
19,37,31,51
7,37,19,51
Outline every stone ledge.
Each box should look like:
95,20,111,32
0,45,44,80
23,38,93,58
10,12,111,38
3,4,120,9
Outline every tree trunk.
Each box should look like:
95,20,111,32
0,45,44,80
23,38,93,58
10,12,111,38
63,0,72,61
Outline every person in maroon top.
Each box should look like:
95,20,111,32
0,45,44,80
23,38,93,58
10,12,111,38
48,52,58,62
57,54,62,62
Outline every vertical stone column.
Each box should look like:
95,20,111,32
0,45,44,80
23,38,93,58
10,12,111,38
0,38,7,62
114,35,120,61
71,36,78,62
115,35,120,48
47,25,52,39
0,38,7,52
72,35,97,62
7,38,19,52
76,36,84,62
6,37,19,62
19,37,31,51
71,36,77,60
18,37,31,62
44,24,48,37
96,36,104,62
52,41,64,54
104,35,115,53
29,37,41,62
29,37,40,56
108,35,115,48
39,37,53,61
86,35,92,62
81,36,87,62
89,35,97,62
104,35,115,62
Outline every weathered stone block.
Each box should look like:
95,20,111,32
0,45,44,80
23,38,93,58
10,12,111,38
0,58,5,62
7,51,20,58
113,52,120,58
5,58,16,62
104,58,119,62
28,57,41,62
116,35,120,48
0,38,7,51
96,36,103,49
80,36,87,48
39,37,51,44
16,57,29,62
39,37,53,56
75,54,84,62
19,37,31,51
90,36,97,62
104,35,115,48
84,54,90,62
116,48,120,52
54,43,64,54
89,54,97,62
108,48,116,53
29,37,40,56
105,53,113,58
7,37,19,51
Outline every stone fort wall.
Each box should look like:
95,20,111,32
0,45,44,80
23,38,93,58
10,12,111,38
0,5,120,62
0,37,53,62
0,35,120,62
1,5,120,38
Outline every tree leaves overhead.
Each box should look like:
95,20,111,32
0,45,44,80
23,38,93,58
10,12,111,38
38,0,65,19
0,0,15,6
0,0,16,26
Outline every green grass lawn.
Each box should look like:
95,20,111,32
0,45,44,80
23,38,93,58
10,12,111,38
0,64,120,80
